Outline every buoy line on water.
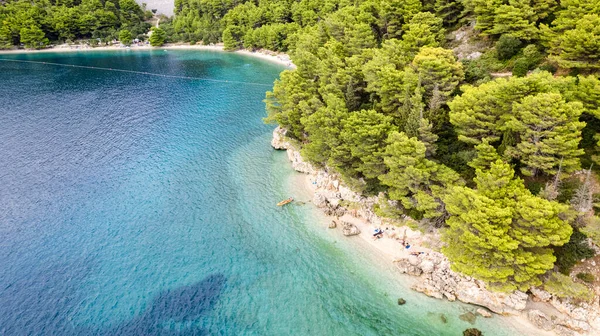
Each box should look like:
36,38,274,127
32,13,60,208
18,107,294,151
0,58,274,87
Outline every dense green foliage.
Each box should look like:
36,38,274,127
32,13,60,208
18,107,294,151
544,272,593,301
0,0,151,48
554,230,596,274
118,28,132,45
442,160,572,291
576,272,595,283
149,27,167,46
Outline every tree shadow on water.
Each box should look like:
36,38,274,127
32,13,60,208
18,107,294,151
102,273,227,336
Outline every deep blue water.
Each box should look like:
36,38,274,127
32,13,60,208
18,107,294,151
0,50,526,335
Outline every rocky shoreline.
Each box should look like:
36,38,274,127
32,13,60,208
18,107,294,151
271,126,599,336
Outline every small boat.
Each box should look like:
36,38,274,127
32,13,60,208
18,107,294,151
277,197,294,206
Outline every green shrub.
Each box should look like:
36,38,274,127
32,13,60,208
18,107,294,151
525,179,544,195
538,63,557,74
544,272,593,301
512,57,530,77
462,59,491,83
407,208,424,221
496,35,522,60
523,44,542,62
554,230,596,274
576,272,595,283
581,216,600,245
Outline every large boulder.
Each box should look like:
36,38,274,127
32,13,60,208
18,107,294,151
412,282,443,299
553,325,575,336
339,185,360,202
476,308,492,318
271,126,289,150
454,281,528,315
530,287,552,302
527,310,554,331
419,259,435,274
313,193,328,208
287,149,315,174
342,222,360,236
562,318,591,333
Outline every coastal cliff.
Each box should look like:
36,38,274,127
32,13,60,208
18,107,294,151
272,126,600,336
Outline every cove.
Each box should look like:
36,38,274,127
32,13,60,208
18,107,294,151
0,50,524,335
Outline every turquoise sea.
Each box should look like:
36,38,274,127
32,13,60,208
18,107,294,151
0,50,526,335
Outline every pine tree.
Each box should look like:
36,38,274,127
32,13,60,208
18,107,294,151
468,139,501,171
379,0,422,39
418,118,438,157
435,0,464,27
265,70,322,139
118,29,132,46
380,132,461,220
301,94,348,164
404,81,425,138
505,92,585,176
20,25,49,49
550,14,600,70
411,47,464,109
400,12,445,56
490,2,539,40
443,160,573,291
335,109,397,181
448,81,507,145
449,72,580,146
149,27,167,46
472,0,503,34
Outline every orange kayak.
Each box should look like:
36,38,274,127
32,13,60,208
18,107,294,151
277,197,294,206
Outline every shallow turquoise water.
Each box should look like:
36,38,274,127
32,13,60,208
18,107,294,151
0,50,525,335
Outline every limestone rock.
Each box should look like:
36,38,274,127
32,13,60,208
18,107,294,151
342,222,360,236
287,149,315,174
328,198,341,208
328,220,337,229
395,259,409,273
530,287,552,302
412,282,443,299
554,325,575,336
419,260,435,274
313,193,328,208
271,126,289,150
527,310,554,331
444,292,456,302
339,185,360,202
466,51,482,60
407,265,423,276
476,308,492,318
333,207,346,217
563,318,591,333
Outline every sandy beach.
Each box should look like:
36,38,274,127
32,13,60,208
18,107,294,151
0,43,296,68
